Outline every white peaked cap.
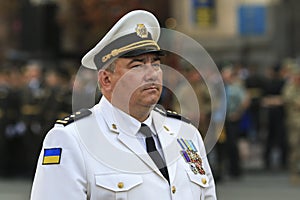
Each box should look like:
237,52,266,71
81,10,162,70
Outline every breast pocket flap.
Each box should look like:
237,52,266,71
186,171,209,188
95,174,143,192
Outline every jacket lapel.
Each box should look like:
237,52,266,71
99,98,175,182
99,100,161,175
117,132,165,179
152,111,180,184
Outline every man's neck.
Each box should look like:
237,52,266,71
129,105,152,122
104,94,153,122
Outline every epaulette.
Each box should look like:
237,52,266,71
153,105,191,124
55,109,92,126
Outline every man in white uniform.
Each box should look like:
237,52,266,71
30,10,217,200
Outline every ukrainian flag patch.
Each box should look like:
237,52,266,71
42,148,62,165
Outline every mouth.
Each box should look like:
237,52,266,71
142,83,160,92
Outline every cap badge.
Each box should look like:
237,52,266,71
136,24,148,38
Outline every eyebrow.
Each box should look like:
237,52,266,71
127,56,161,66
128,58,144,65
153,56,161,62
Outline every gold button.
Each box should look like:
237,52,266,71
171,186,176,193
201,178,207,185
117,182,124,189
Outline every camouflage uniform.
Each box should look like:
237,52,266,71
283,69,300,182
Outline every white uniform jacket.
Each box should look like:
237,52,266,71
30,97,217,200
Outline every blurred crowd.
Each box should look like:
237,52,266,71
208,58,300,185
0,57,300,185
0,60,99,178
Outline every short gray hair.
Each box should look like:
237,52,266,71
103,59,116,73
98,60,116,91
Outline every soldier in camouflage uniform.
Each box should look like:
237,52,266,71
283,64,300,184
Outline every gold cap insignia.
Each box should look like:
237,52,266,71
136,24,148,38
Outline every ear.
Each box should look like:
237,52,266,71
98,70,112,91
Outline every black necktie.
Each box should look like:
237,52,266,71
140,123,170,183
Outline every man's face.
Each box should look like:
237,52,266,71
104,53,163,112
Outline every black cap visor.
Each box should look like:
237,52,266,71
120,49,165,58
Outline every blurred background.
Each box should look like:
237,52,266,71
0,0,300,199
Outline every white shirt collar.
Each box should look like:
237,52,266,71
95,96,155,136
141,114,157,136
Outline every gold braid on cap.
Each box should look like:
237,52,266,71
102,40,160,63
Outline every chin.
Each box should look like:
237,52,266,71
140,97,160,107
147,99,160,106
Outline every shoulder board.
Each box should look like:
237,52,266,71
153,105,191,124
56,109,92,126
153,104,167,116
166,110,191,124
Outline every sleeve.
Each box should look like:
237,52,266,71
30,125,88,200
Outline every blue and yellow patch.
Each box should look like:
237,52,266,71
42,148,62,165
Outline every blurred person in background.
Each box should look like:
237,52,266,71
0,64,24,177
157,55,180,111
282,62,300,184
261,64,287,170
0,66,11,176
222,65,249,178
173,64,211,138
72,67,100,112
40,67,72,135
244,64,264,142
20,61,46,177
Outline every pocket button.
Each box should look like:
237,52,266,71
117,182,124,189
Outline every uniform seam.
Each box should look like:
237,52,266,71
69,125,90,197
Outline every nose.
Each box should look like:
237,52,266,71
143,63,159,81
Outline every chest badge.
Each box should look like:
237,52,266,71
177,138,206,175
